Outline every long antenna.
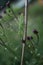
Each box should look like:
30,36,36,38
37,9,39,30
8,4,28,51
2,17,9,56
20,0,28,65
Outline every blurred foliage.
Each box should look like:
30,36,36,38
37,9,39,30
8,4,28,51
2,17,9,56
0,0,19,7
0,2,43,65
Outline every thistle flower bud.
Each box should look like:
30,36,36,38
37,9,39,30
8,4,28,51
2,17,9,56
33,29,38,35
27,36,33,40
6,1,10,8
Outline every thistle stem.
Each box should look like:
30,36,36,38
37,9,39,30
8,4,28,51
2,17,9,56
36,34,39,46
0,22,8,42
10,7,18,21
20,0,28,65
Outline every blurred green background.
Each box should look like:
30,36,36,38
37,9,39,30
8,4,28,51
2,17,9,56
0,0,43,65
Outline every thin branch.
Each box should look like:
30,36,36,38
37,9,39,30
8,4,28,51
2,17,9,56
6,1,18,21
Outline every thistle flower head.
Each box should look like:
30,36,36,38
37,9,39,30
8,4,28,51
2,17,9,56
33,29,38,35
27,36,33,40
6,1,10,8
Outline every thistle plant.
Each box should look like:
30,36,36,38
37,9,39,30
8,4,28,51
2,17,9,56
0,14,11,29
33,29,39,46
27,29,39,51
6,1,18,21
3,9,12,17
0,15,6,22
0,0,43,65
0,38,16,56
0,22,17,57
21,29,42,65
0,22,7,41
